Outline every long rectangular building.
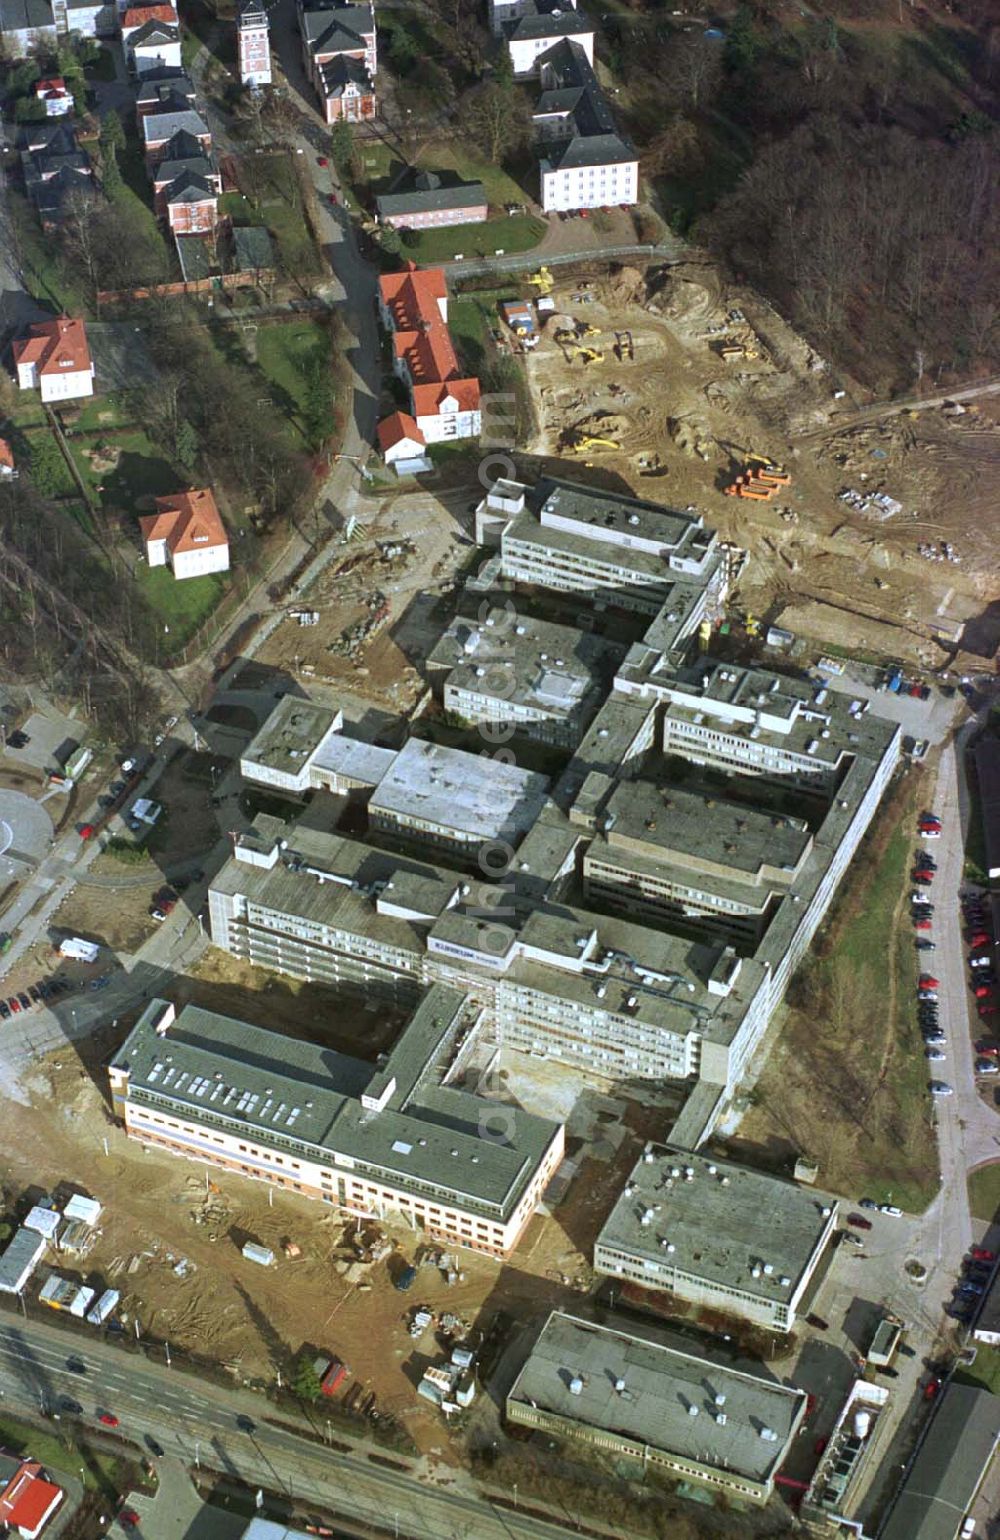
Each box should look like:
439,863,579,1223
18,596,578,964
108,990,564,1258
594,1144,838,1332
507,1311,807,1505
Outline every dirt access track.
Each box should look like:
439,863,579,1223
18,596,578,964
519,260,1000,668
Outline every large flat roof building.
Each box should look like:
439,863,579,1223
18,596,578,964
879,1382,1000,1540
108,990,564,1259
506,1311,807,1504
594,1143,838,1332
367,737,550,855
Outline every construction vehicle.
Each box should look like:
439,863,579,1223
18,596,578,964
561,432,621,454
527,266,554,295
568,345,604,364
719,341,759,361
724,456,791,500
614,330,634,361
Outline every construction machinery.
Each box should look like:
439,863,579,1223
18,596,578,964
568,345,604,365
719,341,759,361
561,432,621,454
724,456,791,501
528,265,554,295
614,330,634,361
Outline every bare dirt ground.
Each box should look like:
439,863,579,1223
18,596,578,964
522,261,1000,669
256,486,479,711
51,883,158,956
1,1036,670,1461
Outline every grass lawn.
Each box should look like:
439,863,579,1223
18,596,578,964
226,155,322,279
735,775,940,1213
255,320,329,439
969,1163,1000,1224
400,213,544,266
68,430,178,511
9,192,90,315
70,398,131,433
956,1345,1000,1395
133,562,227,645
0,1412,123,1496
447,288,510,372
417,139,529,210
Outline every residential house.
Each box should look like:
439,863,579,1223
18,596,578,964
151,130,220,216
300,0,376,123
489,0,564,32
501,0,594,78
54,0,117,35
0,439,16,477
128,15,181,72
375,171,487,231
231,225,276,283
139,488,230,581
376,411,426,467
13,317,95,404
377,263,480,450
0,0,56,55
163,171,218,233
237,0,271,86
142,106,210,167
34,77,73,116
532,39,637,213
20,124,93,226
0,1456,64,1539
135,66,196,120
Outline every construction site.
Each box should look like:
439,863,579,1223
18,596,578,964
489,258,1000,669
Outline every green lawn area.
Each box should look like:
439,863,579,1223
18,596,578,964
70,397,131,433
417,138,529,209
400,213,544,266
9,192,90,315
448,287,509,372
969,1163,1000,1224
68,430,178,511
181,29,201,69
0,1412,123,1496
255,320,329,439
956,1345,1000,1396
225,155,323,280
133,562,227,644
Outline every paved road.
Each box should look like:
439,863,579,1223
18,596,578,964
0,1319,597,1540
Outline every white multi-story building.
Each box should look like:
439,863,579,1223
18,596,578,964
532,40,637,213
503,5,594,78
13,316,94,403
108,991,565,1259
594,1144,838,1332
139,489,229,582
377,264,480,451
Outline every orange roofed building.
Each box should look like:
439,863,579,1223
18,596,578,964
0,1456,64,1539
13,317,94,405
139,488,230,582
376,263,480,462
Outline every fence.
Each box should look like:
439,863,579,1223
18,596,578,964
95,271,267,306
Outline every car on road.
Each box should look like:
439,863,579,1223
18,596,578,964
66,1357,86,1374
847,1213,873,1229
923,1377,942,1399
98,1411,119,1426
975,1058,999,1075
926,1048,946,1061
880,1205,903,1217
929,1081,954,1096
60,1397,82,1413
236,1415,256,1432
919,975,940,989
145,1435,164,1456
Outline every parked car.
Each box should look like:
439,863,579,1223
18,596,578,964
923,1378,941,1400
971,1247,997,1262
919,975,940,989
971,957,993,969
974,1042,999,1057
8,998,20,1013
913,868,935,881
975,1059,999,1075
975,985,994,999
979,1003,998,1017
98,1411,119,1427
957,1282,984,1296
915,940,936,951
805,1313,829,1331
17,993,30,1011
859,1197,879,1210
926,1048,946,1061
880,1365,900,1378
918,991,939,1002
968,932,991,948
0,1001,9,1020
847,1213,873,1230
914,919,933,931
929,1081,954,1096
880,1205,903,1217
841,1231,864,1247
913,874,933,887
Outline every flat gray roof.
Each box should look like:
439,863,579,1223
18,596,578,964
369,738,550,846
596,1144,836,1303
0,1226,46,1292
313,734,395,787
881,1383,1000,1540
111,989,561,1221
242,697,338,776
509,1311,805,1481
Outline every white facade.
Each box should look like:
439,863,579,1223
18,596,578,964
133,32,182,72
508,28,593,77
413,395,482,445
540,156,638,213
172,539,229,580
17,359,94,403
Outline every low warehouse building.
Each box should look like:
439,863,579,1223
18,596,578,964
507,1311,807,1505
880,1382,1000,1540
594,1144,838,1333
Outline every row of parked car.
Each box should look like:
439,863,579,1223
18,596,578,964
910,817,954,1096
947,1246,997,1325
0,976,71,1020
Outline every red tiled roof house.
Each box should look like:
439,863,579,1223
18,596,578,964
0,1457,64,1539
13,317,94,404
376,264,481,456
139,488,230,581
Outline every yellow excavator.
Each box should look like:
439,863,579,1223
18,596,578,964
562,433,621,453
568,345,604,364
528,266,554,295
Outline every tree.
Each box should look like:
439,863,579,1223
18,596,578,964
29,437,67,496
62,189,105,297
99,107,125,158
292,1354,322,1402
665,36,723,110
329,119,357,180
302,352,334,449
379,224,402,256
100,142,122,197
175,420,199,470
459,81,531,165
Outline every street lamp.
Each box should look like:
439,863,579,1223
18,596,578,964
194,1440,201,1470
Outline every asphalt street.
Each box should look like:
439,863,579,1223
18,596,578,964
0,1319,590,1540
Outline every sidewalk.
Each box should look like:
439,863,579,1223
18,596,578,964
116,1459,243,1540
